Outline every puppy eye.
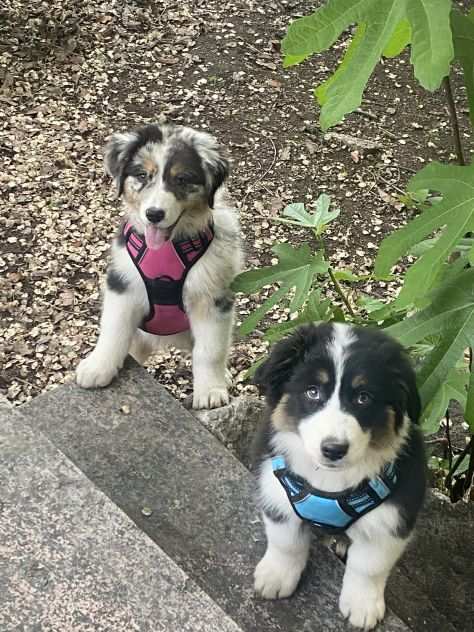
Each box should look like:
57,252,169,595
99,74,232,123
356,391,372,405
135,171,148,183
175,173,191,185
305,386,321,401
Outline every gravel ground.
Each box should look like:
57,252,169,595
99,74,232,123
1,0,472,405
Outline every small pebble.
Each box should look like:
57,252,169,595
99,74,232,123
141,506,153,517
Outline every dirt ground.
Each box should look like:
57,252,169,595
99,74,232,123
1,0,472,407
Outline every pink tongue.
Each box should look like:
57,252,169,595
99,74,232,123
145,225,167,250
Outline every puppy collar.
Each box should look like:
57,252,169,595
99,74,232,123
272,455,398,533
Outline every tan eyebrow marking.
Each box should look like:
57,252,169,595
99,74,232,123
143,157,158,175
352,374,368,388
170,162,186,177
316,369,330,384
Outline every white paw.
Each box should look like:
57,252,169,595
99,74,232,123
76,353,119,389
339,580,385,630
254,553,302,600
192,386,229,409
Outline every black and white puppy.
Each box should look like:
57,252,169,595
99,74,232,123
76,123,243,408
253,323,426,630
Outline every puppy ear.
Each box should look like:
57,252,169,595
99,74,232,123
404,367,421,424
390,349,421,426
254,325,319,406
207,154,229,208
103,131,136,197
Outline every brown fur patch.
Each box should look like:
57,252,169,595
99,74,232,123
143,157,157,176
317,369,330,384
271,395,297,432
169,162,184,177
370,406,398,449
352,374,368,388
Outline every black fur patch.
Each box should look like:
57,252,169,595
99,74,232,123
163,142,207,201
215,293,234,313
253,323,334,407
250,408,274,471
207,155,229,208
115,124,163,196
106,269,128,293
387,424,426,538
263,506,290,524
345,327,421,426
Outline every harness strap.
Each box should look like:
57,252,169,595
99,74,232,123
272,456,397,533
122,221,214,336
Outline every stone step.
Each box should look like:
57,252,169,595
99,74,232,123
0,407,242,632
20,359,410,632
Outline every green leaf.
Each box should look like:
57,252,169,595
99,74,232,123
243,356,265,381
283,54,310,68
238,285,287,336
264,289,333,343
465,369,474,432
333,269,366,282
283,0,454,129
375,162,474,300
282,0,371,60
315,23,366,105
383,18,411,57
421,367,468,434
319,1,405,130
274,196,340,234
232,244,329,334
407,0,453,90
452,9,474,127
469,245,474,266
356,294,386,313
408,236,439,257
386,268,474,405
273,203,312,227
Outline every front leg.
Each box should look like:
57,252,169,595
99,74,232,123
339,535,408,630
76,270,147,388
189,302,233,409
255,512,311,599
254,457,311,599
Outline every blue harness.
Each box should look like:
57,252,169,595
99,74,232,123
272,456,398,533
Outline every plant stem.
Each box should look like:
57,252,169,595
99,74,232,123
445,409,453,472
464,436,474,500
313,229,356,319
446,435,473,488
328,267,356,317
443,75,466,166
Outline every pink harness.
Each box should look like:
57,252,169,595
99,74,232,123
123,222,214,336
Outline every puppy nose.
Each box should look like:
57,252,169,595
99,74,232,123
146,207,165,223
321,439,349,461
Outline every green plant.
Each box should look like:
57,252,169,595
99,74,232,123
232,0,474,501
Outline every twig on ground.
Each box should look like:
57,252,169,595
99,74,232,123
241,136,277,207
354,108,378,121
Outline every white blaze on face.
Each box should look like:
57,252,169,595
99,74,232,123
298,324,370,467
135,143,183,249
